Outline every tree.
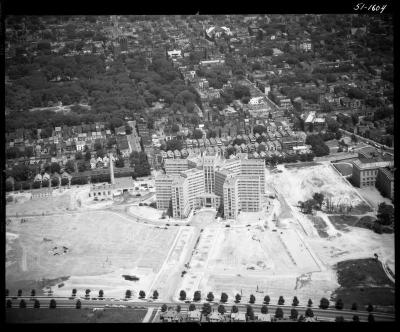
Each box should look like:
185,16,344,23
179,290,186,301
326,117,340,133
85,150,92,161
189,304,196,311
125,290,132,298
220,292,228,303
231,305,238,313
377,202,394,226
193,291,201,302
139,290,146,299
264,295,270,304
335,316,345,322
19,299,27,308
77,161,87,172
72,289,77,296
161,304,168,312
85,289,91,296
351,302,358,311
64,160,75,174
49,299,57,309
233,84,250,99
351,134,358,143
249,294,255,304
275,307,284,319
218,304,226,314
253,125,267,135
99,290,104,298
50,162,61,174
202,302,212,316
353,315,360,322
171,124,180,133
319,297,330,309
278,296,285,305
305,308,314,317
192,129,203,140
7,299,12,308
17,289,22,297
335,298,344,310
290,308,298,320
235,293,241,303
51,177,59,187
246,305,255,321
176,305,181,313
308,299,313,307
261,305,268,314
367,304,374,312
153,290,159,300
207,292,214,302
292,296,299,306
114,157,124,168
76,299,82,309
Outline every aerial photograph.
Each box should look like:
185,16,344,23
5,13,395,323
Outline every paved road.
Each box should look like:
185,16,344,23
5,297,395,321
339,128,393,154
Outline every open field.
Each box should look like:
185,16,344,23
6,308,147,323
332,258,395,307
6,210,179,298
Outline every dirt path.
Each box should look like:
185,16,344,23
21,245,27,272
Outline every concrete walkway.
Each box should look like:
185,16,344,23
142,307,154,323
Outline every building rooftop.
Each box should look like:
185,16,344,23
379,167,395,181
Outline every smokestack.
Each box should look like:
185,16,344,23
109,153,115,185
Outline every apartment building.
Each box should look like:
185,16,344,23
240,159,266,193
156,155,266,220
202,154,221,194
223,175,262,219
172,168,205,219
164,158,196,175
155,174,175,209
171,176,191,218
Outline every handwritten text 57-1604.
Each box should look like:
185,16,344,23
353,3,387,13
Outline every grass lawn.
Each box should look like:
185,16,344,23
6,308,148,323
328,215,359,231
309,216,329,238
332,258,395,308
332,163,353,176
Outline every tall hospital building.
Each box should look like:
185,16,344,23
155,155,265,219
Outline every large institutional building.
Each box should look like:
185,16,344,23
155,154,265,219
351,149,394,200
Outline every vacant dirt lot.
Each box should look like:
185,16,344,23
6,210,179,298
269,164,366,210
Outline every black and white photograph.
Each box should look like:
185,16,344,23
4,5,395,324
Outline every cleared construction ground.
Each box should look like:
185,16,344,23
6,163,394,308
